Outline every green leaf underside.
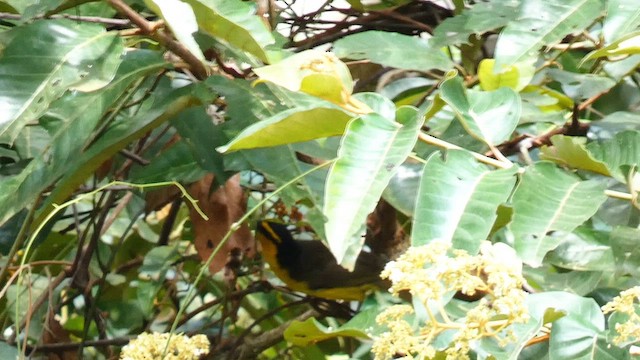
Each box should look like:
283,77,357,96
546,69,616,101
494,0,604,69
333,30,453,72
440,75,521,146
510,162,607,267
0,19,123,143
324,107,422,266
412,150,517,253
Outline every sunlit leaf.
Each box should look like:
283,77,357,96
583,30,640,63
412,150,517,253
217,97,353,153
183,0,275,63
324,106,421,266
540,135,611,176
145,0,205,61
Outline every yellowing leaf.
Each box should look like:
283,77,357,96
582,30,640,63
478,58,534,91
253,50,359,109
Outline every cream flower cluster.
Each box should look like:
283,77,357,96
602,286,640,346
120,332,210,360
372,240,529,360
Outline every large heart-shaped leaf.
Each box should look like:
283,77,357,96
440,75,521,147
324,106,422,266
510,162,607,267
412,150,518,253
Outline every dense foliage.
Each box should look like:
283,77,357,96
2,0,640,358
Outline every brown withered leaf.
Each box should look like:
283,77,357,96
188,174,255,275
41,316,77,360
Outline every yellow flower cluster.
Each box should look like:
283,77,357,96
372,241,529,360
602,286,640,345
120,332,210,360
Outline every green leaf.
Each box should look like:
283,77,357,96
0,342,19,359
610,227,640,277
324,106,421,266
284,308,379,346
440,75,521,146
540,135,611,176
145,0,205,61
216,97,353,153
171,107,231,185
412,150,517,253
603,0,640,44
183,0,275,63
130,141,207,184
0,19,123,143
0,50,167,227
476,315,542,360
34,87,200,226
383,162,423,216
587,130,640,182
210,76,328,236
548,295,611,360
431,0,520,47
494,0,604,69
333,30,453,72
582,30,640,62
546,69,616,101
510,162,607,267
546,228,615,271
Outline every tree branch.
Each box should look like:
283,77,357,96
106,0,208,80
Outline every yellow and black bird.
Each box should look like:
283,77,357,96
255,220,388,301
